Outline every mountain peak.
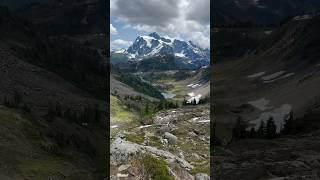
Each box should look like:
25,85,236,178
125,33,210,67
148,32,161,39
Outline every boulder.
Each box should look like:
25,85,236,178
163,132,178,144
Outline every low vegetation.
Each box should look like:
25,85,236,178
134,154,174,180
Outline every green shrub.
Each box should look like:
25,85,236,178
190,165,210,175
142,154,173,180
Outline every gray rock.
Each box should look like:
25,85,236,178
195,173,210,180
111,138,193,170
163,132,178,144
118,164,130,172
110,138,140,164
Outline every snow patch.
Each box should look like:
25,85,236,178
139,125,152,129
192,117,199,121
248,98,272,111
247,72,266,78
111,125,119,129
264,30,273,35
198,120,210,123
187,94,202,104
251,104,292,132
263,73,295,83
191,84,201,88
261,71,285,81
140,35,155,48
175,53,185,58
294,15,312,21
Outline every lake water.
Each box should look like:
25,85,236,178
161,92,176,99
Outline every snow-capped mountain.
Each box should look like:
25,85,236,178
118,32,210,66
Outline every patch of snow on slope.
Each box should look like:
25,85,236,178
140,35,155,48
175,53,185,58
248,98,272,111
198,120,210,123
251,104,292,132
139,125,152,129
261,71,285,81
264,30,273,35
294,15,312,21
149,43,163,56
191,84,201,88
111,125,119,129
187,94,202,104
247,72,266,78
263,73,295,83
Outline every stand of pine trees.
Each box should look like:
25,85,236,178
46,102,102,125
2,91,31,113
182,97,208,106
233,111,295,140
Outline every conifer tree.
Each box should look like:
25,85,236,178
266,117,277,139
281,110,293,135
257,120,266,138
233,117,247,139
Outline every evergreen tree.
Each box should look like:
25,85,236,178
233,117,247,139
192,99,197,106
64,108,72,122
145,102,149,115
257,120,266,138
94,104,101,123
249,127,256,138
55,102,62,117
13,91,22,107
266,117,277,139
182,98,187,106
3,95,10,107
281,110,293,135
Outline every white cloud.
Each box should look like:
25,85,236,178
111,0,210,48
110,24,117,35
111,39,132,49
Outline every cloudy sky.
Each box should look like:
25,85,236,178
110,0,210,50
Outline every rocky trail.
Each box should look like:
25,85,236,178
110,106,210,180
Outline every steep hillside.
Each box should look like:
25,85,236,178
0,4,107,179
213,13,320,180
